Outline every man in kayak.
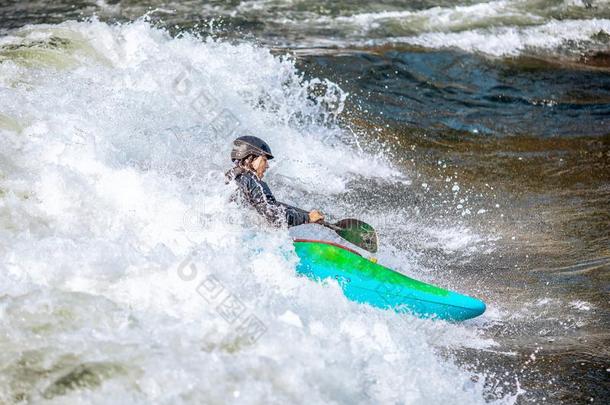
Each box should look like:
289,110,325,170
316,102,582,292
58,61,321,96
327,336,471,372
225,136,325,227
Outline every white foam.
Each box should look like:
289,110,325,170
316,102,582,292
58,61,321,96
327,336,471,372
0,19,504,404
569,300,593,311
328,0,539,34
290,2,610,58
398,18,610,57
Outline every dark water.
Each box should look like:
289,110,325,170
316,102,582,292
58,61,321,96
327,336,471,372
1,1,609,404
299,48,610,402
300,49,610,137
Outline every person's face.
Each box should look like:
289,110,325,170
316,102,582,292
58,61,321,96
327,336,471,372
252,155,269,179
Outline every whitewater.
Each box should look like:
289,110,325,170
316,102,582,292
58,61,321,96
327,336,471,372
0,18,520,404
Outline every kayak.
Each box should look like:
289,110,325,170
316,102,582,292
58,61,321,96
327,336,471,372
293,239,486,321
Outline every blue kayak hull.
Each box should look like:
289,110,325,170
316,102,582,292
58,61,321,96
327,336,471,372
294,240,486,321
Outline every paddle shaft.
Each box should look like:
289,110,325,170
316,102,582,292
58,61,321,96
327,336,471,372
319,220,341,231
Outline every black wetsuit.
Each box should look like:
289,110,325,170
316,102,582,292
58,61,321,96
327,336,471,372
226,167,310,227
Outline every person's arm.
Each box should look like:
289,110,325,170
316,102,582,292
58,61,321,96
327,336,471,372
277,202,311,227
239,174,310,227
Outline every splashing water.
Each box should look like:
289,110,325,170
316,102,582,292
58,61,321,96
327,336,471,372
0,19,514,404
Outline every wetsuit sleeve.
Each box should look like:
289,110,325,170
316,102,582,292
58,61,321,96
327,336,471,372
236,173,310,227
278,202,311,227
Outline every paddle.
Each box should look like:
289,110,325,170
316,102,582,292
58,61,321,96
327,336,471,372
319,218,378,253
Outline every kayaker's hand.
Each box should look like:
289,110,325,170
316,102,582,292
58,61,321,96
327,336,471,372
308,210,324,223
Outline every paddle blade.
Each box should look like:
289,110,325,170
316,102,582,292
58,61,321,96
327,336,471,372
334,218,378,253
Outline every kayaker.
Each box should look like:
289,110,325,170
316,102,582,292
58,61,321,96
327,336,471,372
225,136,325,227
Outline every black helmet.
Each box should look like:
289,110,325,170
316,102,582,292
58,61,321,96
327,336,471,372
231,136,274,161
